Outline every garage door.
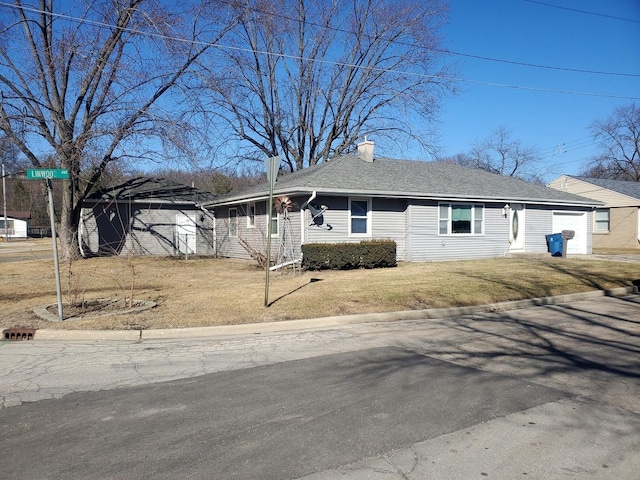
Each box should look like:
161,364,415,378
552,212,587,254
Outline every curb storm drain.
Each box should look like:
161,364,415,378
3,328,36,341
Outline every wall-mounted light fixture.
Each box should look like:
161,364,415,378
502,204,510,217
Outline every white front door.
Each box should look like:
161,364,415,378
509,204,525,252
176,213,197,255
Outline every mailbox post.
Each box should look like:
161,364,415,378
561,230,575,258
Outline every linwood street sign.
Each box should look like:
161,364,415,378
26,169,70,180
24,167,69,320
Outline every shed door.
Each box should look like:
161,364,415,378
552,212,587,254
176,213,197,255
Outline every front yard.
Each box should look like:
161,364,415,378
2,254,639,330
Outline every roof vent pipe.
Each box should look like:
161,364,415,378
357,137,374,163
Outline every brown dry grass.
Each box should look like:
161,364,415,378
1,250,639,331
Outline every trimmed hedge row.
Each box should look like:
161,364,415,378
302,240,397,270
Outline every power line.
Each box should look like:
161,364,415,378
213,0,640,78
433,48,640,78
539,136,596,155
523,0,640,24
0,1,638,101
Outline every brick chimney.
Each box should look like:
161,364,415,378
357,137,374,162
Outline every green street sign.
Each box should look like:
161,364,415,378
26,168,70,180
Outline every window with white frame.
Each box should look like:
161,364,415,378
439,203,484,235
594,208,610,232
349,198,371,235
229,208,238,237
270,204,279,236
247,202,255,228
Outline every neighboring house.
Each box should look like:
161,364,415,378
548,175,640,250
80,177,217,257
202,141,600,263
0,211,30,239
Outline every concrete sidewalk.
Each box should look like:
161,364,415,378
1,294,639,479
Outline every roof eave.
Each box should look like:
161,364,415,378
202,187,602,208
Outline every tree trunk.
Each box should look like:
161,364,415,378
59,178,81,260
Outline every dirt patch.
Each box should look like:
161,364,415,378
34,299,156,322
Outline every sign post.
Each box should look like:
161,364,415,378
264,156,280,307
26,168,69,320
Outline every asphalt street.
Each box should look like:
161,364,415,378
0,238,55,263
1,294,640,479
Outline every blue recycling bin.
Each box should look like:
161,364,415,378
545,233,564,257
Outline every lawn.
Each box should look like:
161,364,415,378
2,253,639,330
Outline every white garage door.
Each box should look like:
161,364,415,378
552,212,587,254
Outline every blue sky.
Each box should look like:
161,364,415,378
432,0,640,182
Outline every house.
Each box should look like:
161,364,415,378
548,175,640,250
79,177,217,257
202,141,600,263
0,211,30,239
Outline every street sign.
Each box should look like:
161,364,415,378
26,168,70,180
264,155,280,188
25,168,69,319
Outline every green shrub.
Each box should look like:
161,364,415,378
302,240,396,270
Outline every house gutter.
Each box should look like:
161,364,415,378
202,189,602,209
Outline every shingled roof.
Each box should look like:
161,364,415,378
85,177,218,205
573,176,640,200
206,155,598,207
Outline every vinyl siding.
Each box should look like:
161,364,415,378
305,196,347,244
216,199,303,261
371,198,407,260
523,206,553,254
304,196,407,260
211,195,594,261
80,203,215,257
407,201,511,261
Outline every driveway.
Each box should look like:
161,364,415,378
1,294,639,479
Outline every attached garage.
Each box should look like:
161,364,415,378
552,211,588,254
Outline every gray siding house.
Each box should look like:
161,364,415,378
548,175,640,250
203,141,599,263
80,177,217,257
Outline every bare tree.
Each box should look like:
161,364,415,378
0,0,235,258
581,103,640,180
196,0,454,172
462,126,543,183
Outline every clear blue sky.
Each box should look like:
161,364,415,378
433,0,640,183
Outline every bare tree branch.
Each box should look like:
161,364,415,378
0,0,236,258
441,126,545,183
582,103,640,180
196,0,454,171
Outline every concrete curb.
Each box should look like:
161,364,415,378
31,286,638,342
